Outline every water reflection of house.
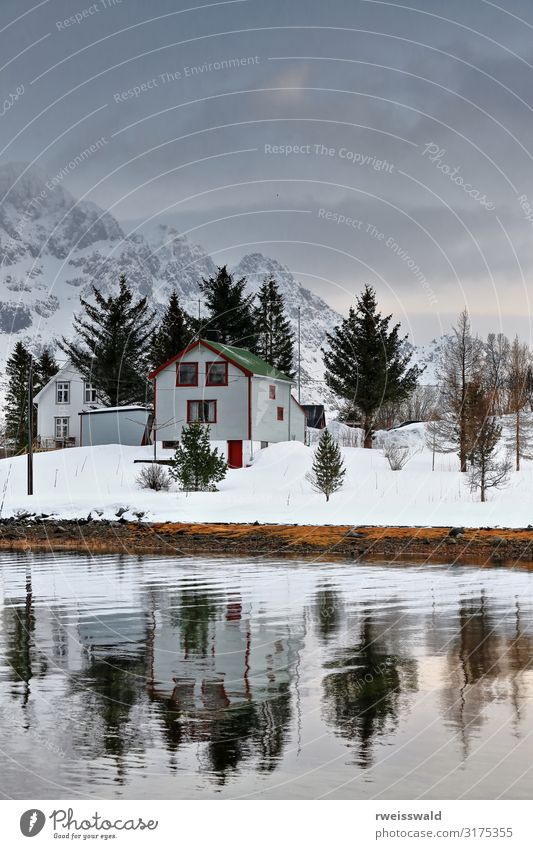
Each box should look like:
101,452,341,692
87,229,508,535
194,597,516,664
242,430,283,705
148,596,303,721
77,611,150,658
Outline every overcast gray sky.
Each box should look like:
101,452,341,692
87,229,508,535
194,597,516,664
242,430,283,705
3,0,533,343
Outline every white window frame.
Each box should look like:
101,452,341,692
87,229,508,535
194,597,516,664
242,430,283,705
55,417,69,439
187,399,216,424
84,381,97,403
56,381,70,404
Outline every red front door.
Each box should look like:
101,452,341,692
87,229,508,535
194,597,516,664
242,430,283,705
227,440,243,469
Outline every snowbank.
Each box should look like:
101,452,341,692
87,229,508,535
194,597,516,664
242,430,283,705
0,423,532,527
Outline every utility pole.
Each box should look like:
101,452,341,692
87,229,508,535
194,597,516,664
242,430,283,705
297,306,301,403
27,357,33,496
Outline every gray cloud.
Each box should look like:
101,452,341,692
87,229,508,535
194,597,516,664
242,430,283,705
2,0,533,343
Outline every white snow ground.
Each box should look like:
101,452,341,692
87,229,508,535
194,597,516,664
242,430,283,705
0,423,531,528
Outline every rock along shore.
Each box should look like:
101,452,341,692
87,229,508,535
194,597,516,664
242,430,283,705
1,519,533,567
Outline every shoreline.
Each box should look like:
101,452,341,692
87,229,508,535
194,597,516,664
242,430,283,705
1,520,533,567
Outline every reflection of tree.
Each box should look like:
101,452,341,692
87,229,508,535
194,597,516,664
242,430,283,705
4,574,48,709
204,683,292,784
175,588,217,658
442,596,533,753
314,585,342,642
254,683,292,772
207,701,258,784
69,645,149,784
322,614,417,768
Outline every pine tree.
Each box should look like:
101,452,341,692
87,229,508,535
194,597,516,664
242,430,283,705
306,429,346,501
34,346,58,394
199,266,255,349
59,275,155,406
253,277,294,375
5,341,33,451
323,285,420,448
151,291,194,370
169,422,227,491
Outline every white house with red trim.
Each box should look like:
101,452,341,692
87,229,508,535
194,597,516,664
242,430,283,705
149,338,306,468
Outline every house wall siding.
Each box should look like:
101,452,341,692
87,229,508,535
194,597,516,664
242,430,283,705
251,379,306,443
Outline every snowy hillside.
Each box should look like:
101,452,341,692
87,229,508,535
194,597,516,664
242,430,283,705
1,424,531,527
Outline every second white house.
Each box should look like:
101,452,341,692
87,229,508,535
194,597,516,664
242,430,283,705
149,339,306,468
33,361,99,448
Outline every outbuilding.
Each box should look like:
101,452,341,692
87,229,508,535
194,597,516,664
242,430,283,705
79,405,152,447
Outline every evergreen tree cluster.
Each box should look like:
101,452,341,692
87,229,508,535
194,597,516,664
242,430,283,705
199,266,295,376
4,343,58,451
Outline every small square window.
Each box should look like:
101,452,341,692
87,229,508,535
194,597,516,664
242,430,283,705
277,406,284,421
177,362,198,386
269,384,276,400
206,361,228,386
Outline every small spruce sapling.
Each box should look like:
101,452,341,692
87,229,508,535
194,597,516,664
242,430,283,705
169,422,227,492
307,429,346,502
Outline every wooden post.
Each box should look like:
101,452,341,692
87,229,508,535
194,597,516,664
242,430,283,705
27,358,33,495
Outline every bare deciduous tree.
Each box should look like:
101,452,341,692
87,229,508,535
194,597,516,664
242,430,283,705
434,309,483,472
484,332,510,415
505,335,532,471
468,377,511,502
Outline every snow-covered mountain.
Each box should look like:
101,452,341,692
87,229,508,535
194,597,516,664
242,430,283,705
0,162,344,403
0,161,442,408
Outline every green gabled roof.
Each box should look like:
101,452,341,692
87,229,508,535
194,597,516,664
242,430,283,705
202,340,293,382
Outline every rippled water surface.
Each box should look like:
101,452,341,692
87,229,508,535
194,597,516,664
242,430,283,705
1,552,533,799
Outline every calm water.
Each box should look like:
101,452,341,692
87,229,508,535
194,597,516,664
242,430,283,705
1,552,533,799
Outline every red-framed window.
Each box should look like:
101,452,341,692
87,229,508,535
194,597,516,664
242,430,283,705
187,399,217,423
277,406,284,421
176,361,198,386
269,384,276,400
205,361,228,386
